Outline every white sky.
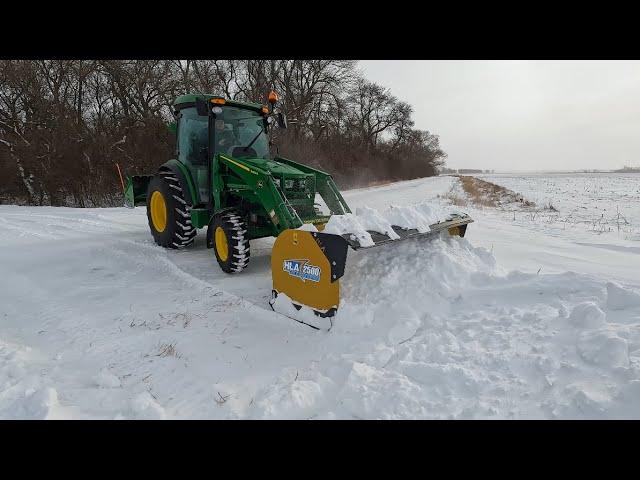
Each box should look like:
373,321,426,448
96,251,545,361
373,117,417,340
358,60,640,172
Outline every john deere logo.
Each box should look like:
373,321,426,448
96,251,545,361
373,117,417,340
283,259,321,282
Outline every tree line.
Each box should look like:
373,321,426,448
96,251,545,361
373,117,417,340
0,60,447,207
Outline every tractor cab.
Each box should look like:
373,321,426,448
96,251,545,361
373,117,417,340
172,95,275,205
177,98,272,161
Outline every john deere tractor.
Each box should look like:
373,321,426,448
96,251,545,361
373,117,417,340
122,91,473,329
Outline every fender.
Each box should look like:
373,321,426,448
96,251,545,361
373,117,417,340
157,159,198,207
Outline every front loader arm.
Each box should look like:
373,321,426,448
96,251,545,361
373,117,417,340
218,154,304,232
273,157,351,215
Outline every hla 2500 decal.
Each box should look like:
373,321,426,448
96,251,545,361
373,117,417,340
283,259,321,282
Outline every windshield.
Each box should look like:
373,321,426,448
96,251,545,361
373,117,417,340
214,106,270,159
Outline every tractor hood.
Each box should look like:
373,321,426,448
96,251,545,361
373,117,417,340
240,157,309,178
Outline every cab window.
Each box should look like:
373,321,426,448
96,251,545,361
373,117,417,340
214,106,270,159
178,107,208,167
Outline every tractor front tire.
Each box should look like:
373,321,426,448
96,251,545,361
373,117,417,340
146,173,196,249
211,210,250,273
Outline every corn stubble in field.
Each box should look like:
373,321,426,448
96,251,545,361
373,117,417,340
472,173,636,236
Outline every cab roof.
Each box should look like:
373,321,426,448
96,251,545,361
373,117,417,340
173,94,264,112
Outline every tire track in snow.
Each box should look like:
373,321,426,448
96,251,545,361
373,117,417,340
103,237,283,322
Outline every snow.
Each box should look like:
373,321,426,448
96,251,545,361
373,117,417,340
269,291,332,330
296,223,318,232
1,173,640,419
606,282,640,311
578,329,629,369
94,368,122,389
130,391,166,420
323,200,460,247
477,172,640,240
323,213,376,247
568,303,606,329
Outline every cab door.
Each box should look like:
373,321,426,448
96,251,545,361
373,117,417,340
176,106,210,204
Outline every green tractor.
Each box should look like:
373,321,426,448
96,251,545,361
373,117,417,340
122,91,473,328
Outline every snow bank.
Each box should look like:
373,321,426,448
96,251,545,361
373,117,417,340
323,201,458,246
578,330,629,369
340,234,498,310
253,233,640,419
569,302,606,329
387,202,454,233
323,213,376,247
606,282,640,310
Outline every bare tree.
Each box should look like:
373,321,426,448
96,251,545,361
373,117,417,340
0,59,448,206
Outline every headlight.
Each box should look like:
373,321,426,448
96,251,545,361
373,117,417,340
297,179,306,190
284,179,294,189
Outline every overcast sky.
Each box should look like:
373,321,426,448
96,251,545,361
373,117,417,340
358,60,640,172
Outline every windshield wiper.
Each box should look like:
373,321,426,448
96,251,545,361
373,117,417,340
241,127,264,153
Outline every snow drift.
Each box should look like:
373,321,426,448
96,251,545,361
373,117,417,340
323,201,459,247
251,235,640,419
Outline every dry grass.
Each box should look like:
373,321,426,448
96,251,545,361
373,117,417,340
445,192,469,207
155,342,180,358
450,175,536,209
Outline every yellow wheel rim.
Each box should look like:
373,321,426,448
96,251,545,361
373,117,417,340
215,227,229,262
150,190,167,233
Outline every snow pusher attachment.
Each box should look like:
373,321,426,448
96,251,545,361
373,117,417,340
270,212,473,329
270,230,348,329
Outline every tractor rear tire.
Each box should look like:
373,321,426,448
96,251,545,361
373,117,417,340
211,210,250,273
146,173,197,249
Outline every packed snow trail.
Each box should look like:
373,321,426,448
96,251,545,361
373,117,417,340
1,175,640,418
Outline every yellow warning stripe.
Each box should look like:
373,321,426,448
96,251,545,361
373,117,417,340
304,218,330,224
220,155,258,175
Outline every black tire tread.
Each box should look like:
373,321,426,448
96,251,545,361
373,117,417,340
212,210,250,273
146,172,197,249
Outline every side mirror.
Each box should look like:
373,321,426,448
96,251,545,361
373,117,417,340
276,112,288,129
195,98,210,116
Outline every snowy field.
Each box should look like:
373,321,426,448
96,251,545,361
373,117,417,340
1,174,640,419
478,172,640,240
